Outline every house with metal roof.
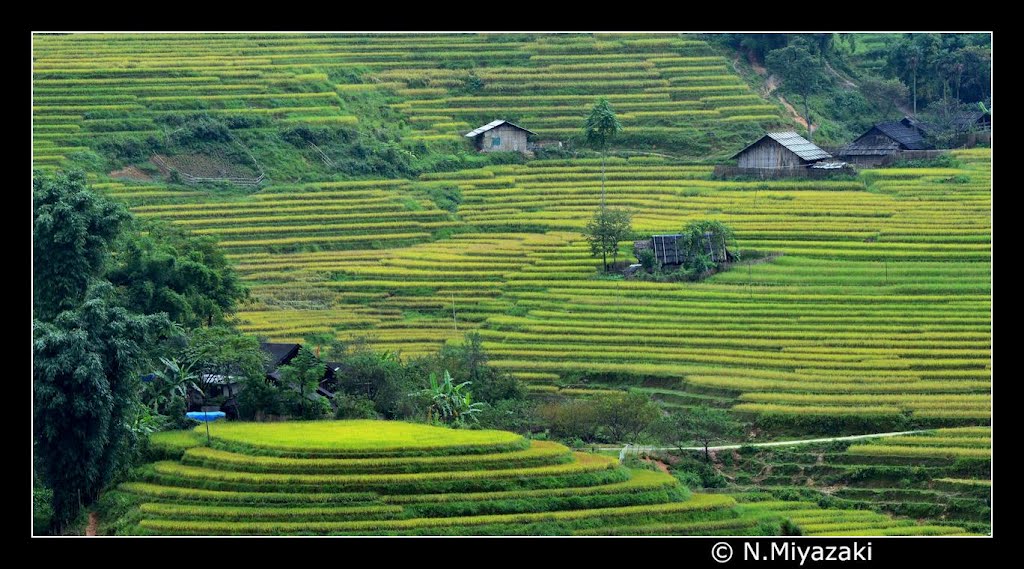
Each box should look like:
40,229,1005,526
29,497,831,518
465,120,535,154
835,121,931,166
731,131,833,170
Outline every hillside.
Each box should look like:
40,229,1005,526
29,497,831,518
96,421,974,535
33,32,793,179
32,32,990,440
33,33,991,537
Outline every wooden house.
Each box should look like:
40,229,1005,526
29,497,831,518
836,121,930,166
465,120,535,153
951,110,991,133
731,131,833,170
198,343,340,417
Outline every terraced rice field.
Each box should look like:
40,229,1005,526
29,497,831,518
220,150,991,424
33,35,989,424
35,33,991,536
105,422,725,535
692,427,991,533
33,33,780,174
49,147,992,424
100,422,968,536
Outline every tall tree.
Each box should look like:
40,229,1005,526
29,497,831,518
33,170,130,321
34,172,171,532
859,77,910,121
684,406,740,462
34,284,169,532
595,392,662,444
765,40,825,141
109,221,248,329
583,98,622,207
183,325,267,410
583,206,633,272
956,45,991,104
278,347,328,419
885,34,941,115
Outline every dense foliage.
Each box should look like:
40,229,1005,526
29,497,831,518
583,206,633,271
33,171,248,532
109,221,248,328
33,171,130,321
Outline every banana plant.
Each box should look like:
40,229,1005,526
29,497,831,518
422,370,484,426
148,356,201,414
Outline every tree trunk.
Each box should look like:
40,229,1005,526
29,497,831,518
804,96,812,142
704,443,710,462
601,151,606,208
602,250,608,272
912,69,917,115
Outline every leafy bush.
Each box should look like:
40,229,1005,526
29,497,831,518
425,185,463,213
335,393,378,420
476,399,540,434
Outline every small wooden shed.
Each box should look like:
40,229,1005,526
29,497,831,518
836,121,930,166
731,131,832,170
465,120,535,153
633,233,732,268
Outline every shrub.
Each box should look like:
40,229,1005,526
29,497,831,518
335,393,378,420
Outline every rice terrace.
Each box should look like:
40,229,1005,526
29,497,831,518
32,32,992,539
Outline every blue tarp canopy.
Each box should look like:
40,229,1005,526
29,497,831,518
186,411,226,422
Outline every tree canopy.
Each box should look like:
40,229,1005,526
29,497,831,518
765,39,824,141
583,98,623,203
584,206,632,272
33,171,130,321
583,98,622,152
277,347,330,419
34,284,170,531
656,405,740,461
109,221,248,329
33,171,249,531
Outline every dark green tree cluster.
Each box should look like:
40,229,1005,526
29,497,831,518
235,333,531,429
538,392,661,445
653,405,741,462
34,170,249,533
34,172,169,532
883,34,990,114
676,220,736,272
765,38,824,142
109,221,248,329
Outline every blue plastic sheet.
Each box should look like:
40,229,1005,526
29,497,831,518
186,411,226,422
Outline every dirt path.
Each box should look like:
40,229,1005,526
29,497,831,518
748,58,810,130
604,429,940,458
825,61,858,89
641,457,672,475
86,512,98,536
109,165,153,182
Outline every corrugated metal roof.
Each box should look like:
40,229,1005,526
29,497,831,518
464,119,537,137
764,131,832,161
731,131,831,162
872,122,929,150
836,139,901,157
